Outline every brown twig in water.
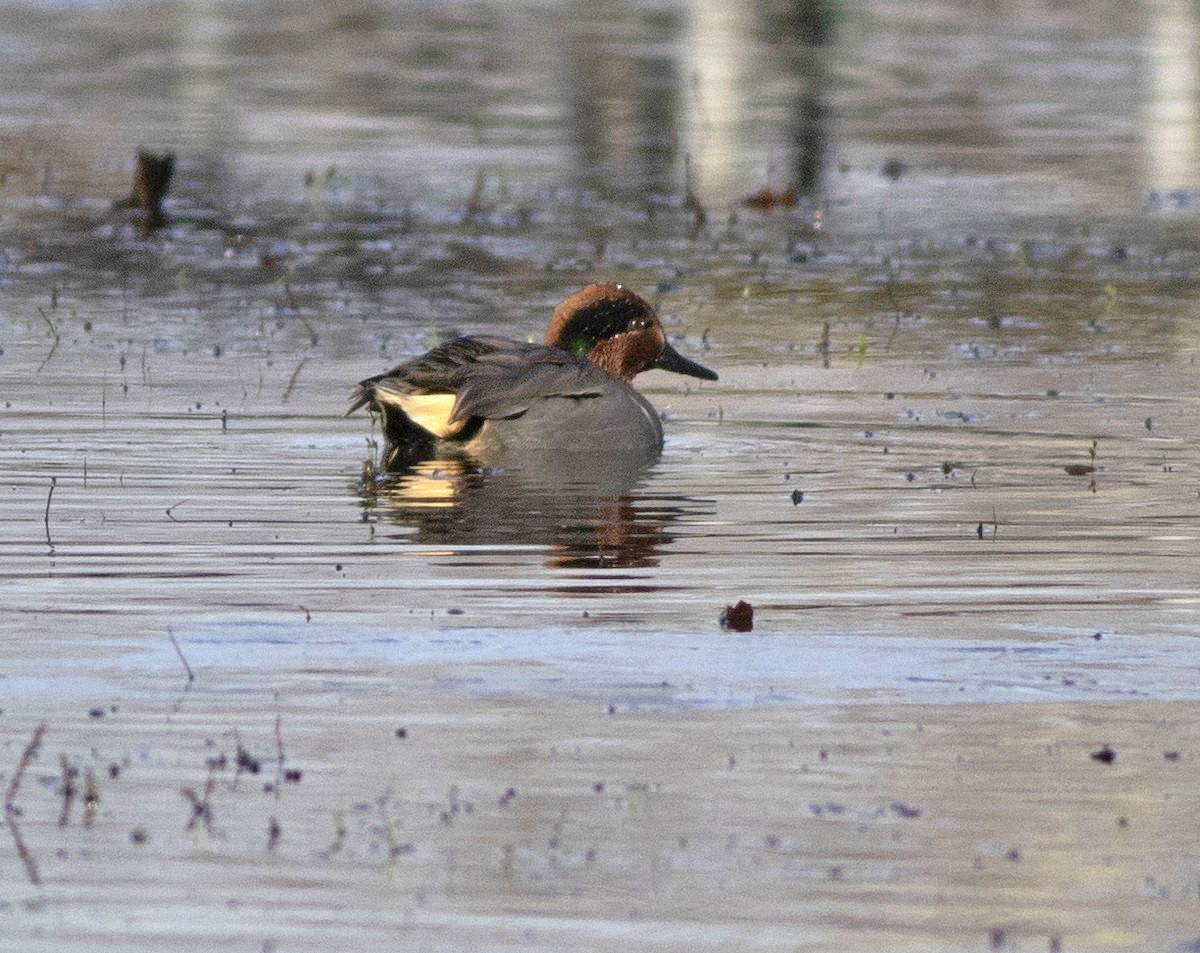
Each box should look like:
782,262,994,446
683,154,707,235
83,768,98,827
168,631,195,684
58,754,76,827
884,272,905,350
282,358,308,402
36,307,60,373
44,477,56,549
466,169,486,217
5,722,47,809
298,314,319,347
181,768,217,834
7,818,40,886
273,706,285,802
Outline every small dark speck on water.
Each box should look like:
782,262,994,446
1093,632,1103,640
88,708,104,719
447,608,465,615
791,489,804,505
395,728,407,739
1163,750,1180,761
237,745,262,774
1091,745,1117,764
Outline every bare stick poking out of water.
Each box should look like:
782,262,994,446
5,722,47,810
58,754,76,827
36,307,60,373
44,477,56,549
273,706,285,802
282,358,308,402
169,631,195,684
7,818,41,885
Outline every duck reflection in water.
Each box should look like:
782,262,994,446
358,447,692,570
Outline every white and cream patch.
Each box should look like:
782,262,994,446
394,393,462,438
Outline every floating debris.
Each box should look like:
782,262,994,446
116,148,174,228
742,185,797,212
719,600,754,633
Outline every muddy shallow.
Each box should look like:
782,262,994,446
3,1,1200,950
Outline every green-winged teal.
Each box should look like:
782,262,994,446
350,283,717,466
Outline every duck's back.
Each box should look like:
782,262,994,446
354,336,663,456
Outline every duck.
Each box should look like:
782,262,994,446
349,283,717,467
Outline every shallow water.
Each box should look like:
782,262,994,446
3,0,1200,950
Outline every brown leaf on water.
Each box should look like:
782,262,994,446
1064,464,1095,476
742,186,797,212
719,600,755,633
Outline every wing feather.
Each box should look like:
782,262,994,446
351,336,607,439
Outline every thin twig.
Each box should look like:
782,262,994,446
165,499,188,523
58,754,75,827
169,631,195,684
273,705,284,802
298,314,318,347
282,358,308,402
83,768,98,827
44,477,56,549
36,307,59,373
5,722,47,809
7,818,40,886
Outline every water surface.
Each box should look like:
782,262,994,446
2,1,1200,950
